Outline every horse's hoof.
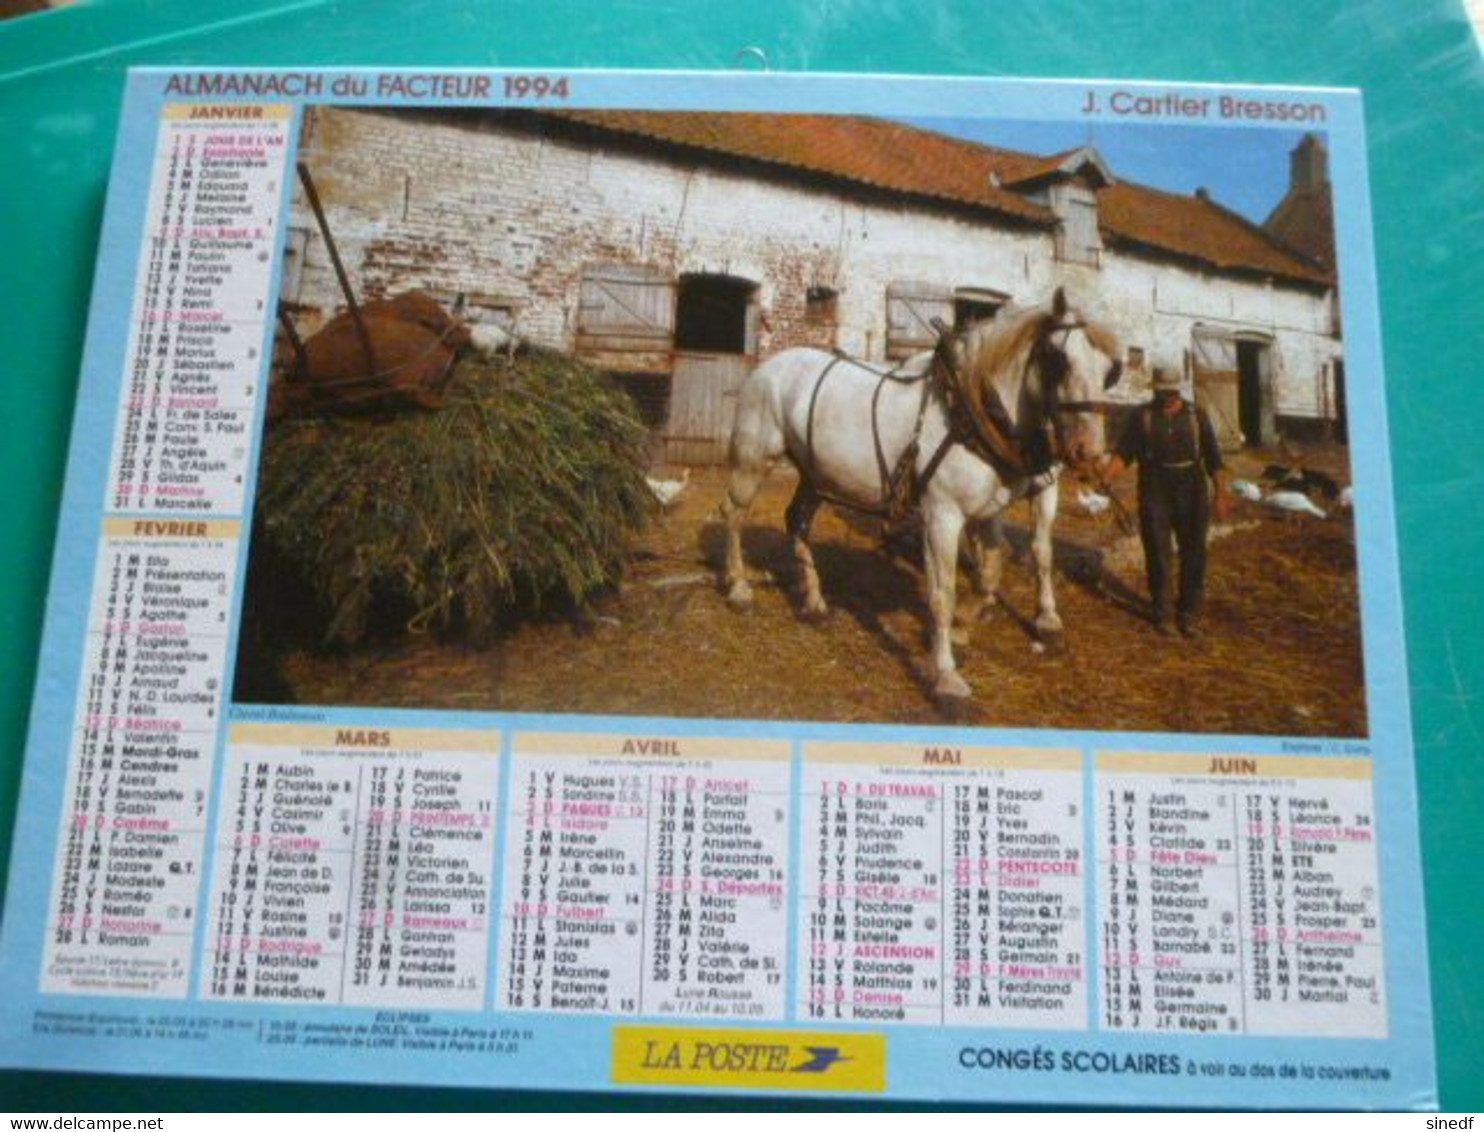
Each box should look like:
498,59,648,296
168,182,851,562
726,583,754,610
933,671,973,701
798,603,830,624
1035,614,1065,637
1037,627,1067,653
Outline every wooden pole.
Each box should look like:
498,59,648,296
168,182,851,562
276,307,309,381
296,161,378,376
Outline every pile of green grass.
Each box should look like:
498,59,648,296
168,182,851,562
252,349,654,647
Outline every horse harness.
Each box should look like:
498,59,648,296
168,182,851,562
799,318,1085,520
800,349,936,520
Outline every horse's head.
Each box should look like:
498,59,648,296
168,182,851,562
1034,287,1123,467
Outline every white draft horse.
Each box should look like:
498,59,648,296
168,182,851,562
721,288,1122,701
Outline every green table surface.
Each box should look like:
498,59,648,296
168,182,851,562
0,0,1480,1112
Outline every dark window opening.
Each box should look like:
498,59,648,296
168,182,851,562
1126,346,1146,369
427,289,515,331
806,285,838,324
1332,360,1348,445
675,273,756,354
954,297,1002,331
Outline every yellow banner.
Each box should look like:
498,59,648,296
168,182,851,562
612,1026,886,1092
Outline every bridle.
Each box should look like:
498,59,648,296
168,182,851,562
935,316,1121,475
1036,319,1123,418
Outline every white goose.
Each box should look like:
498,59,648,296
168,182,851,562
1265,490,1327,519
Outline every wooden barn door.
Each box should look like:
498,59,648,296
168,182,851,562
1190,327,1243,449
668,353,753,465
886,281,954,360
667,274,758,465
574,263,675,374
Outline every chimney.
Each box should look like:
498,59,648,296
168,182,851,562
1194,187,1210,202
1290,133,1329,193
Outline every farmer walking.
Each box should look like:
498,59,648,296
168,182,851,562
1101,367,1228,638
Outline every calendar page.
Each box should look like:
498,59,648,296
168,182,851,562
0,68,1435,1109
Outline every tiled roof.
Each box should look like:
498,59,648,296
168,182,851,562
1101,182,1332,285
552,109,1052,224
540,110,1332,288
993,148,1101,188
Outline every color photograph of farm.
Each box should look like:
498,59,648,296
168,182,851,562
234,106,1365,736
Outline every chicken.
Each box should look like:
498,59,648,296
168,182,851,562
467,321,519,360
1075,486,1111,516
646,468,691,509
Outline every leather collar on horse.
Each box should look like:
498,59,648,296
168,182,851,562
916,314,1109,501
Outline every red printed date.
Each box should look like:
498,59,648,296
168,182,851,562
504,75,569,100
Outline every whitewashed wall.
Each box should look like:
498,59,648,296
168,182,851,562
290,107,1340,423
1076,255,1341,419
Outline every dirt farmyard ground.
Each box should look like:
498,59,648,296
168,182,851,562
263,446,1366,736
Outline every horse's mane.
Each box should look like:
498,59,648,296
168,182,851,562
1081,321,1120,359
958,304,1056,421
958,301,1120,419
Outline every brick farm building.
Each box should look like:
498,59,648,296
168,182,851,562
281,106,1345,463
